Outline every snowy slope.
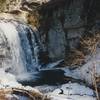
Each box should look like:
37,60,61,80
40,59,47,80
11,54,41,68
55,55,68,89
49,83,95,100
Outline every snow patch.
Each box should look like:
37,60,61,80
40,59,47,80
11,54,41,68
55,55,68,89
64,48,100,84
48,83,96,100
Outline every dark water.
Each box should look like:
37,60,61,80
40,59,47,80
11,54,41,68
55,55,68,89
19,69,70,86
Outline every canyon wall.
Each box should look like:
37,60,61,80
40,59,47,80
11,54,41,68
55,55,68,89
37,0,100,62
0,0,100,63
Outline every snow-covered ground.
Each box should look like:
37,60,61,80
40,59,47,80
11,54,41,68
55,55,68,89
35,83,96,100
64,48,100,85
0,69,43,100
0,69,40,93
34,48,100,100
0,68,96,100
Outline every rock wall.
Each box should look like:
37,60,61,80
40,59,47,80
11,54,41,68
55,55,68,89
36,0,85,61
47,0,85,61
0,0,100,63
37,0,100,62
0,0,21,12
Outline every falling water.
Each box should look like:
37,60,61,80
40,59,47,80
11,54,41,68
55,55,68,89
0,19,40,80
0,19,65,84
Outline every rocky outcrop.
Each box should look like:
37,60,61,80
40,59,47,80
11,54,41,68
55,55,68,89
26,0,83,61
0,0,21,12
0,0,100,63
35,0,100,62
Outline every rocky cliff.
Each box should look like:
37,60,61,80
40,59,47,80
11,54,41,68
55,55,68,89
0,0,100,64
31,0,100,63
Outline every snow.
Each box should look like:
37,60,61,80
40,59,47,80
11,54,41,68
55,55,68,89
48,83,96,100
40,60,64,70
60,83,94,96
34,83,96,100
0,68,96,100
35,85,60,93
0,69,22,88
0,69,41,96
64,48,100,84
0,69,43,100
46,60,64,69
35,54,100,100
50,95,95,100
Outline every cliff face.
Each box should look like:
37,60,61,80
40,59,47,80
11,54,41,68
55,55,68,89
0,0,100,63
37,0,100,62
42,0,85,61
0,0,21,12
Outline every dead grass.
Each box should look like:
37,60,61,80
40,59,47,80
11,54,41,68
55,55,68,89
64,33,100,67
64,49,85,66
80,33,100,100
79,33,100,100
80,33,100,55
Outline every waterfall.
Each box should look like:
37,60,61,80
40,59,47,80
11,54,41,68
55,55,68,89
0,19,40,80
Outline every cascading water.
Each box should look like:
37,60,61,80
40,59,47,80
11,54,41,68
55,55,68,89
0,19,65,85
0,19,41,80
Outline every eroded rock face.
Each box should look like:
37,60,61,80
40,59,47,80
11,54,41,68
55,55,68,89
38,0,86,61
47,20,66,60
38,0,100,61
0,0,100,62
0,1,92,62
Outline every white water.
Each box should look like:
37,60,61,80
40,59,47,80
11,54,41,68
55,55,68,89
0,20,40,80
